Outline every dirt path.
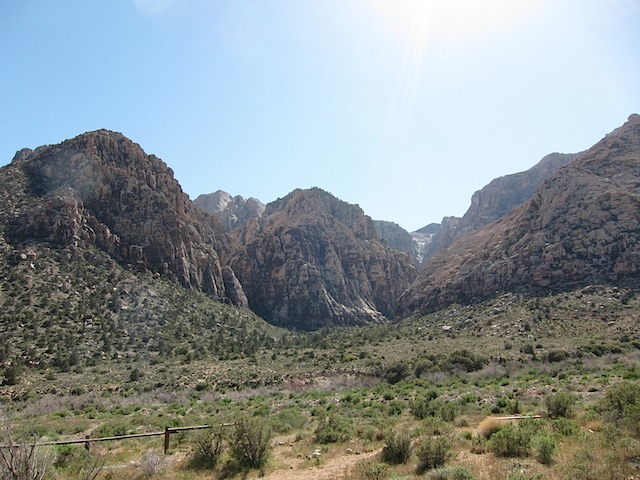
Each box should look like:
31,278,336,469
262,443,381,480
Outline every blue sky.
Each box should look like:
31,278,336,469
1,0,639,231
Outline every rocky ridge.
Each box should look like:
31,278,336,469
399,114,640,316
421,152,580,263
194,190,265,232
229,188,417,330
373,220,419,265
1,130,247,306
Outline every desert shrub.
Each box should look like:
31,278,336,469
416,436,452,474
545,392,575,418
426,466,474,480
1,365,22,386
271,407,307,434
599,381,640,437
440,402,459,422
442,350,487,373
53,444,85,469
140,451,165,477
552,417,579,437
411,398,437,420
470,434,487,454
353,459,390,480
188,427,225,469
489,424,530,457
386,399,404,416
230,417,272,470
0,413,54,480
0,442,53,480
383,362,409,384
314,413,353,444
531,432,556,465
477,417,504,439
92,420,130,438
380,431,413,465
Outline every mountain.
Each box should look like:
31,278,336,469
1,130,247,307
374,220,419,265
399,114,640,316
194,190,265,232
229,188,418,330
420,152,580,263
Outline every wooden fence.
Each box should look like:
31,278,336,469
0,422,235,455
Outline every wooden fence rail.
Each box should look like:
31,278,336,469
0,422,235,455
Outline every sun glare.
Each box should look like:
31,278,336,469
367,0,548,47
361,0,550,129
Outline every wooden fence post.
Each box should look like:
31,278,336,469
84,435,91,452
164,427,170,455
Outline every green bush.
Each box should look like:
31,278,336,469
380,431,413,465
411,398,437,420
531,432,556,465
91,420,130,438
383,362,409,384
314,413,353,444
188,427,225,469
416,436,452,474
599,381,640,437
230,417,272,470
489,424,530,457
552,417,579,437
545,392,576,418
353,459,390,480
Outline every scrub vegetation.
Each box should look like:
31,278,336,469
1,250,639,478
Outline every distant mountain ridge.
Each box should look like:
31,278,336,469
194,190,265,232
399,114,640,315
2,115,638,336
374,152,577,270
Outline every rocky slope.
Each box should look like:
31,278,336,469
230,188,417,330
374,220,419,265
399,114,640,316
421,152,579,263
194,190,265,232
0,130,247,306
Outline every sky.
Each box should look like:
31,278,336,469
1,1,639,231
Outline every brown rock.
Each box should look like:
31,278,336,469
3,130,246,306
230,188,417,329
399,114,640,316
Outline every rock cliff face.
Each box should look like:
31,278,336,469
1,130,247,306
194,190,265,232
374,220,418,265
422,152,579,262
230,188,417,330
399,115,640,316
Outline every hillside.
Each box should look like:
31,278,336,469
400,114,640,316
229,187,417,330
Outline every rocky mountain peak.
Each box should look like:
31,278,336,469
2,129,246,306
195,190,265,232
229,187,417,330
399,114,640,316
264,187,378,241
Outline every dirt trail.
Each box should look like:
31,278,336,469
262,444,381,480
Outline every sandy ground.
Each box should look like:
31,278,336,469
261,438,381,480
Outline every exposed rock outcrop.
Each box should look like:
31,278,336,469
2,130,246,306
421,152,579,263
230,188,417,330
195,190,265,232
374,220,419,265
399,115,640,316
